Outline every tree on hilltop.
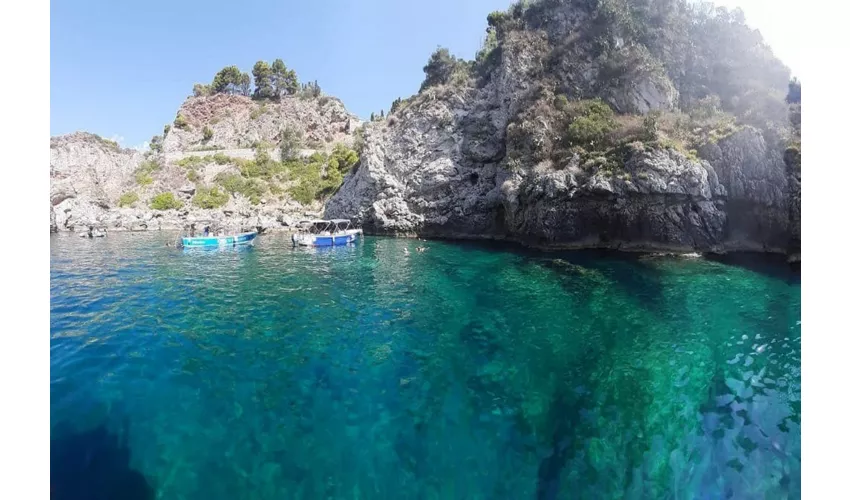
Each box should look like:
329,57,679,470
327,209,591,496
211,66,247,95
252,61,275,99
192,83,211,97
786,77,801,105
271,59,299,97
240,73,252,97
421,47,464,91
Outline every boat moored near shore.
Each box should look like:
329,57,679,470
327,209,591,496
291,219,362,247
180,231,258,248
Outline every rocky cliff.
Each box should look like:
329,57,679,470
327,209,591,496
51,93,363,233
51,0,801,258
326,0,801,256
51,132,144,231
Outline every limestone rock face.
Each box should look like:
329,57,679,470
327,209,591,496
161,94,362,153
785,147,802,261
50,93,363,233
326,1,797,256
699,128,790,252
327,105,732,251
50,132,143,207
328,90,794,253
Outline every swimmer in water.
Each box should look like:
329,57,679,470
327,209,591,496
403,247,410,255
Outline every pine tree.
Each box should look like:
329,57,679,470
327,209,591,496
252,61,274,99
239,73,251,96
211,66,243,94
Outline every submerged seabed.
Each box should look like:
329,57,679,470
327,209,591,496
50,232,800,499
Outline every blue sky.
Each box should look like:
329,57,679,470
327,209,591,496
50,0,511,148
51,0,799,149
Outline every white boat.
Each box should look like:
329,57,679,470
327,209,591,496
291,219,363,247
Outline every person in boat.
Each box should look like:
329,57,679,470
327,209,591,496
203,226,210,237
189,224,196,237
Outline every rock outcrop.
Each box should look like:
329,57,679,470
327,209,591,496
162,94,362,153
50,132,143,231
327,0,801,257
51,132,143,205
51,94,363,233
698,127,790,252
326,88,734,252
785,146,802,262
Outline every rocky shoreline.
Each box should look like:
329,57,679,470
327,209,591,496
51,1,801,262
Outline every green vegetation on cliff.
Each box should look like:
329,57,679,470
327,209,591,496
562,98,617,148
192,187,229,209
416,0,795,151
221,174,271,204
118,192,139,207
421,47,473,91
173,114,189,130
176,156,207,169
402,0,802,174
149,192,183,210
279,127,302,162
176,141,358,206
286,144,359,205
134,159,162,186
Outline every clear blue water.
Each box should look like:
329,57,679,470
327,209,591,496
50,232,801,499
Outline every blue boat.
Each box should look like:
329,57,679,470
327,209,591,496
180,231,258,248
292,219,362,247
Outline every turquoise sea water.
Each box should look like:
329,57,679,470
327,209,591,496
50,232,801,499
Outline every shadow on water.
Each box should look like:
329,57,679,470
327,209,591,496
535,385,589,500
533,250,669,311
427,236,798,274
446,236,798,298
51,417,154,500
529,334,621,499
705,252,800,283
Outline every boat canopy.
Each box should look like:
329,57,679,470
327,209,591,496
296,219,353,232
329,219,351,230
